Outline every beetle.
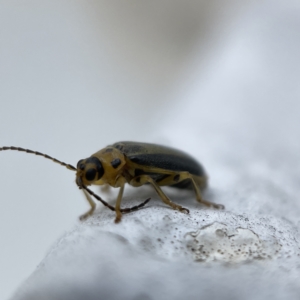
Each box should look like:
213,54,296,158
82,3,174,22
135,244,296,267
0,141,224,223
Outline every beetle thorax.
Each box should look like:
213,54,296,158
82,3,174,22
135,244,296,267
76,147,126,188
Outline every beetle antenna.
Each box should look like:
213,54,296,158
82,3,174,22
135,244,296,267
82,185,151,213
1,146,151,215
0,146,76,171
120,197,151,213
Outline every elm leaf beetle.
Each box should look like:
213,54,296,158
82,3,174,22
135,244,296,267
0,141,224,223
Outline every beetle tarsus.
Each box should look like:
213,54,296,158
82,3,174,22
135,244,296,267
212,203,225,209
79,210,93,221
114,215,122,223
180,207,190,214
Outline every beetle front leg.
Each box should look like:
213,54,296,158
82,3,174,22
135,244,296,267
114,184,125,223
130,175,189,214
79,189,97,220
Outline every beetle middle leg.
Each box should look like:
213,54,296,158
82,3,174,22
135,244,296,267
130,175,189,213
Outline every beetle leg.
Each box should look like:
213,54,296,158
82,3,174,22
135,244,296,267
130,175,189,214
171,172,224,209
79,188,97,220
114,184,125,223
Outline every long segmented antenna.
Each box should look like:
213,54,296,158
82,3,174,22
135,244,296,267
0,146,76,171
1,146,150,214
82,185,151,213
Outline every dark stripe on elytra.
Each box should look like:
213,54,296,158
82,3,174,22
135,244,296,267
128,153,206,176
111,158,121,169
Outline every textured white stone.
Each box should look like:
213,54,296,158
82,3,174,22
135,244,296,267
11,190,300,300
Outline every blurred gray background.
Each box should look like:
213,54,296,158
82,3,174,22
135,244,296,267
1,1,300,299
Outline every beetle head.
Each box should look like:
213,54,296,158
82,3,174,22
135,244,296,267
76,156,104,187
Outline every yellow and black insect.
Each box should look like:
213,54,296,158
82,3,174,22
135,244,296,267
0,142,224,223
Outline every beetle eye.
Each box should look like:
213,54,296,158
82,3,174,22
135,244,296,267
86,156,104,180
85,168,97,181
77,159,85,170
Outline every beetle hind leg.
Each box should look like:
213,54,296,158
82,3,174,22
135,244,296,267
174,172,224,209
130,175,189,214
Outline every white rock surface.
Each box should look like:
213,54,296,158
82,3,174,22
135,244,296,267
11,186,300,300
